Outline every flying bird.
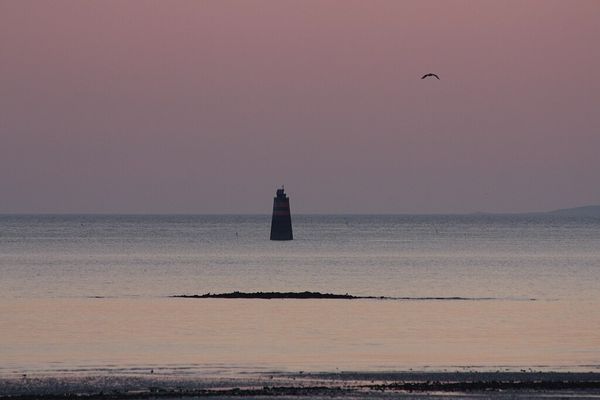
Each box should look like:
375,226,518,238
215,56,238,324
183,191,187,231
421,73,440,80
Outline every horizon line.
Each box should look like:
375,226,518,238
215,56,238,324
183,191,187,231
1,205,599,217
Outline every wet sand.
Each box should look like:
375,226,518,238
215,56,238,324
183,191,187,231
3,298,599,375
2,371,600,399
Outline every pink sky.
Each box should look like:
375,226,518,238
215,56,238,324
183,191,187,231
1,1,599,213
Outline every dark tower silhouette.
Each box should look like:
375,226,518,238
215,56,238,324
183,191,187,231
270,186,293,240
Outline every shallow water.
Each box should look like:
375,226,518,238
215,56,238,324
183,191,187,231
1,214,599,376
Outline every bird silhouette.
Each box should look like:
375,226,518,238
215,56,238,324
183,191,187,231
421,73,440,80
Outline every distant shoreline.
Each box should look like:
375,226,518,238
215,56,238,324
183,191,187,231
1,205,599,217
172,291,360,299
170,291,531,301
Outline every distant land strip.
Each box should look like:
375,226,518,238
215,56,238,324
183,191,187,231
170,291,534,301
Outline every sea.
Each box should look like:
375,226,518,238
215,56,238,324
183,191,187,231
1,214,599,377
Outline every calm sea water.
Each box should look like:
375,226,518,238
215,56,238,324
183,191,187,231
1,214,599,376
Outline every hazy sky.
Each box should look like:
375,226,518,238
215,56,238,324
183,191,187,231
2,1,599,213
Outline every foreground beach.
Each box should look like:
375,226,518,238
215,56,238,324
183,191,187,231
2,371,600,399
2,215,599,399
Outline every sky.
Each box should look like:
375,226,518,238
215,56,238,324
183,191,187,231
1,0,599,214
